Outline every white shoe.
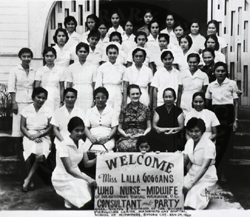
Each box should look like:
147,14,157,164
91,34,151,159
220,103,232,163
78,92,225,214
64,200,73,209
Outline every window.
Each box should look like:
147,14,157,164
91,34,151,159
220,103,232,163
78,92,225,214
58,1,62,13
78,5,83,26
86,0,90,12
72,0,76,12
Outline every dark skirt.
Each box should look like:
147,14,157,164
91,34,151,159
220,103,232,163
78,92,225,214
212,104,234,176
147,130,180,152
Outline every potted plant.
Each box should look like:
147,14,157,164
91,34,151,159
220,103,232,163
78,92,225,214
0,83,13,132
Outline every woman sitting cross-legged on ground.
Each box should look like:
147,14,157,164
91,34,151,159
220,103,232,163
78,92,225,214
183,117,218,210
52,117,97,209
21,87,53,192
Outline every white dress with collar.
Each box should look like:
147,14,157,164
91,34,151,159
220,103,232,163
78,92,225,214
52,136,92,208
84,105,118,151
184,135,218,210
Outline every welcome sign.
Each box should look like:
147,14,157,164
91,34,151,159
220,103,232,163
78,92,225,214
94,152,184,214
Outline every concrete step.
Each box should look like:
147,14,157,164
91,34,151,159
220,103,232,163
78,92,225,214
238,106,250,119
0,155,22,175
226,164,250,182
232,146,250,159
0,136,20,156
229,159,250,165
237,119,250,132
233,132,250,146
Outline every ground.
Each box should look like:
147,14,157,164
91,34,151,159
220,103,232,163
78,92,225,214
0,173,246,212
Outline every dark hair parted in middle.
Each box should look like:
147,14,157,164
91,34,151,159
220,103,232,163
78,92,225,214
148,19,160,32
134,31,148,43
76,42,90,54
53,28,69,44
132,48,146,62
207,20,219,33
94,87,109,99
173,21,186,31
32,87,48,100
43,47,57,58
162,87,176,100
68,116,85,133
179,34,193,49
64,16,77,28
109,31,122,43
186,117,206,134
204,34,220,51
85,14,99,30
63,88,78,99
192,92,206,108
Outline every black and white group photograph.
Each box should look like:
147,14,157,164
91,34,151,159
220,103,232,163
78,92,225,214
0,0,250,216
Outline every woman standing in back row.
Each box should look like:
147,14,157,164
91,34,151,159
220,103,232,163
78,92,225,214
177,53,209,114
206,62,238,181
35,47,64,111
8,48,36,137
66,42,96,113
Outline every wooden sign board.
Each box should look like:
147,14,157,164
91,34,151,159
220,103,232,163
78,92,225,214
94,152,184,215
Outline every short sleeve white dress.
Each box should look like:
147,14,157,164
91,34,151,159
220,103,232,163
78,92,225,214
184,135,218,210
52,136,92,208
35,65,65,111
21,104,53,160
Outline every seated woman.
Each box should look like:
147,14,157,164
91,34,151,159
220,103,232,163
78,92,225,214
51,88,85,147
84,86,118,154
185,92,219,141
117,84,151,152
183,117,218,210
148,88,184,152
21,87,53,192
52,117,97,209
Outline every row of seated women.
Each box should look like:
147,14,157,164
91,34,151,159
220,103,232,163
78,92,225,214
17,78,236,210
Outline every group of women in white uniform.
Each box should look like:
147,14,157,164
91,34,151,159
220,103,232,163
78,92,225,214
7,9,239,210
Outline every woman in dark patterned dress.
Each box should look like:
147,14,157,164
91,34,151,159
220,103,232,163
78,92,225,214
148,88,184,152
116,84,151,152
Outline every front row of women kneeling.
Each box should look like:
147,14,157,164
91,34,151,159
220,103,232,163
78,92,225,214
20,83,227,210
